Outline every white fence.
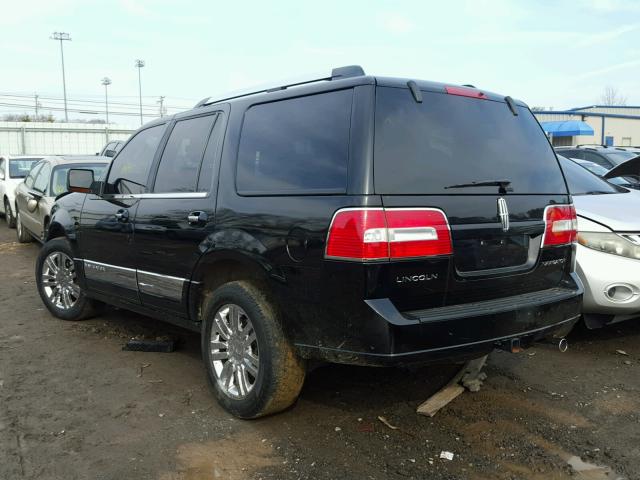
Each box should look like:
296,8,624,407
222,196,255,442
0,122,136,156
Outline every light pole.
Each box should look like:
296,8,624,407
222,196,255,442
50,32,71,122
101,77,112,124
135,59,145,125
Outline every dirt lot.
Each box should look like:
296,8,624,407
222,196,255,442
1,226,639,480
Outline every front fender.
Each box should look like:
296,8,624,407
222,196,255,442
46,192,87,242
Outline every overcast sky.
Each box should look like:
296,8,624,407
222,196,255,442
1,0,639,126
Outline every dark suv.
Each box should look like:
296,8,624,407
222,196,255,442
37,66,582,418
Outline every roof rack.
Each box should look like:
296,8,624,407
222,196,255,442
194,65,365,108
576,144,607,148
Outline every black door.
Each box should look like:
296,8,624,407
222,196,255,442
132,110,225,314
78,123,166,303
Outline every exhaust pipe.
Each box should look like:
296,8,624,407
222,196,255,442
558,338,568,353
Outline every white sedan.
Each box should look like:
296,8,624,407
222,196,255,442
0,156,43,228
559,155,640,328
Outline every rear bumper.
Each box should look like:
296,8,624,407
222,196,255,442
296,275,582,366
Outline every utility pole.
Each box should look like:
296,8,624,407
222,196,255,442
101,77,112,124
50,32,71,122
34,94,40,117
157,96,165,117
135,59,145,126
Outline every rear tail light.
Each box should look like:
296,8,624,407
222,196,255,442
325,208,452,261
542,204,577,247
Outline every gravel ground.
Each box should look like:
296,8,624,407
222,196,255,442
0,225,639,480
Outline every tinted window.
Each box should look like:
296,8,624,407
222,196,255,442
558,157,620,195
603,151,638,165
106,125,164,194
236,90,352,194
9,158,41,178
33,163,52,193
582,151,611,169
374,87,567,194
51,164,108,196
153,114,217,193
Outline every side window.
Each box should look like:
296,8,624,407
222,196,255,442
583,152,612,169
236,89,353,194
106,125,165,194
153,114,217,193
24,162,43,188
33,163,52,193
563,150,582,160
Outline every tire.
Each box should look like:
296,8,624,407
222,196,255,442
35,237,101,321
15,210,32,243
4,199,16,228
201,281,306,418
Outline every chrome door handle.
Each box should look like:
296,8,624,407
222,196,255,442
115,209,129,222
187,211,208,225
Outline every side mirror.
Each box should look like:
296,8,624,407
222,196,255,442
68,168,95,194
27,198,38,212
104,149,117,158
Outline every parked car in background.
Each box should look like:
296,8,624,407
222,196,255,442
14,156,109,243
555,145,638,169
567,156,640,190
558,155,640,328
98,140,125,158
38,66,582,418
0,155,44,228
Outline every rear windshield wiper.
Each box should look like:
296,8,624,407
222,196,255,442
445,179,512,194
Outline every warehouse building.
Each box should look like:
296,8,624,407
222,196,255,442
535,106,640,147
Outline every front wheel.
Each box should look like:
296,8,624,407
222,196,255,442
4,199,16,228
15,211,32,243
36,238,101,320
202,281,306,418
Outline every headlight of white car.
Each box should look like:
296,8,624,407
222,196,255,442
577,232,640,259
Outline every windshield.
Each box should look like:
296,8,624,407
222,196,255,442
604,151,638,165
50,164,108,196
9,158,41,178
374,87,567,194
558,156,623,195
574,160,609,176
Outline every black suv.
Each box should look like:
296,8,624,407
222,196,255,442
37,66,582,418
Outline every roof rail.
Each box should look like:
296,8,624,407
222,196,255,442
576,144,607,148
194,65,365,108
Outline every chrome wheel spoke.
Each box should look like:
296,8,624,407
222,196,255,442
220,361,234,388
45,255,59,274
244,353,259,377
210,350,229,361
235,365,249,396
214,312,232,340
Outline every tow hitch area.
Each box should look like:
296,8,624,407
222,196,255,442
496,338,524,354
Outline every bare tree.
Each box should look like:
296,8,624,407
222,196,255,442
600,86,627,106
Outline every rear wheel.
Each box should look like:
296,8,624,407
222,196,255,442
16,210,32,243
4,199,16,228
202,281,306,418
36,238,101,320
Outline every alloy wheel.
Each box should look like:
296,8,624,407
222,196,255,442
41,251,80,310
210,304,260,399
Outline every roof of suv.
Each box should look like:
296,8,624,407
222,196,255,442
143,65,528,128
38,155,111,167
556,145,634,153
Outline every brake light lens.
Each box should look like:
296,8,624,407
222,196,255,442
445,86,487,100
542,205,577,247
325,208,452,261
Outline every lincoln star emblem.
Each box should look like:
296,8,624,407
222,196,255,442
497,197,509,232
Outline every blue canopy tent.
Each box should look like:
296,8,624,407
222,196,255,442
539,120,594,137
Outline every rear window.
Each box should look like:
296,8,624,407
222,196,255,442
374,87,567,194
603,151,638,165
236,90,352,195
557,157,621,195
9,158,41,178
